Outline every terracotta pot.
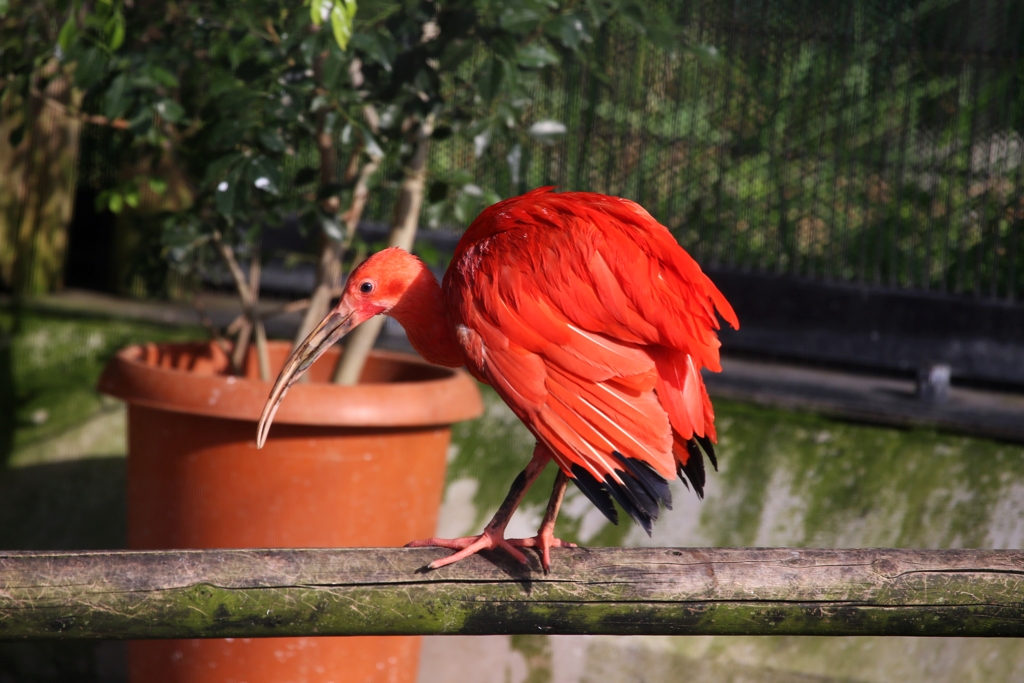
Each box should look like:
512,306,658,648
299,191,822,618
99,340,482,683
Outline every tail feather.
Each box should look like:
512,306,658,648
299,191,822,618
568,451,674,534
678,439,707,499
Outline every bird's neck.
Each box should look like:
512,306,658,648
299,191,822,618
389,273,464,368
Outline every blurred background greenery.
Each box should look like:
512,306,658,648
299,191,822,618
4,0,1022,303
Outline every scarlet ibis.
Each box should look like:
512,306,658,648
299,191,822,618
257,187,738,570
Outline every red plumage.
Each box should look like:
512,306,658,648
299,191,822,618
258,187,738,570
445,188,737,526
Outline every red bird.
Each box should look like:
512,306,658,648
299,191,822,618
257,188,738,570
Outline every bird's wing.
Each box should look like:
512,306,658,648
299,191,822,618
451,251,674,531
446,190,738,529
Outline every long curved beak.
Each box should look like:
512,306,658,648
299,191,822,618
256,306,357,448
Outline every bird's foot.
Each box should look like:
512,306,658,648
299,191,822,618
406,529,530,570
508,532,576,573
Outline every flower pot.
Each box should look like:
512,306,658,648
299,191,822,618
99,340,482,683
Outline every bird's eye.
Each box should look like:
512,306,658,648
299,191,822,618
359,281,374,294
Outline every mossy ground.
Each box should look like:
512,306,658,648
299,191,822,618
0,307,203,464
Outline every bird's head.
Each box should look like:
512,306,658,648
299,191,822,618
256,247,430,448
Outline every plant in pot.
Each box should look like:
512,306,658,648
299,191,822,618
39,0,677,680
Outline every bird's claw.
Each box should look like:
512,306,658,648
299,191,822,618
507,534,576,573
406,530,531,569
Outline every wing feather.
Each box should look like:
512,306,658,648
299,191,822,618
444,188,738,526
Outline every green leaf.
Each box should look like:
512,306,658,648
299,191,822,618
203,153,243,187
108,193,124,214
58,16,78,54
248,156,282,195
124,186,140,208
351,31,396,71
107,11,125,51
146,66,179,88
258,128,287,152
499,5,542,34
477,56,504,104
155,99,185,124
330,0,357,51
310,0,327,26
103,74,128,120
215,171,241,218
453,189,479,224
74,48,107,89
438,39,474,72
148,178,168,195
361,128,384,159
518,43,560,69
547,14,592,51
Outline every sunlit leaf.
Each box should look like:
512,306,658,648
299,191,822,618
124,186,141,208
473,127,492,158
155,99,185,124
310,0,327,26
329,0,357,50
362,127,384,159
320,213,344,241
518,43,560,69
248,156,282,195
528,119,567,144
107,11,125,51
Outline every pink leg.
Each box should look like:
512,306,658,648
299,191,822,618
407,447,551,570
508,469,577,572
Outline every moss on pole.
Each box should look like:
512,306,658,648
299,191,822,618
2,547,1023,640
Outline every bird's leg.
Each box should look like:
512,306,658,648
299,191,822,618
406,446,551,570
507,469,577,572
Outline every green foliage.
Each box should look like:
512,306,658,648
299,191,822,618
3,0,670,292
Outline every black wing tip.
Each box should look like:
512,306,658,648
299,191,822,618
695,435,718,471
570,455,673,535
679,437,719,499
570,464,619,526
679,439,707,499
615,451,673,511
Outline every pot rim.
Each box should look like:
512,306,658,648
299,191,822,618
99,341,483,427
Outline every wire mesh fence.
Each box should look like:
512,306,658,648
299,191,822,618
74,0,1024,303
410,0,1024,302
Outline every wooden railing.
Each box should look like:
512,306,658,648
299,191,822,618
3,547,1023,639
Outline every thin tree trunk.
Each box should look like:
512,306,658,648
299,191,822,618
211,232,269,380
333,116,434,385
0,61,82,296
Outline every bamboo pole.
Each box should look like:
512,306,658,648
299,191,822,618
2,547,1023,640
